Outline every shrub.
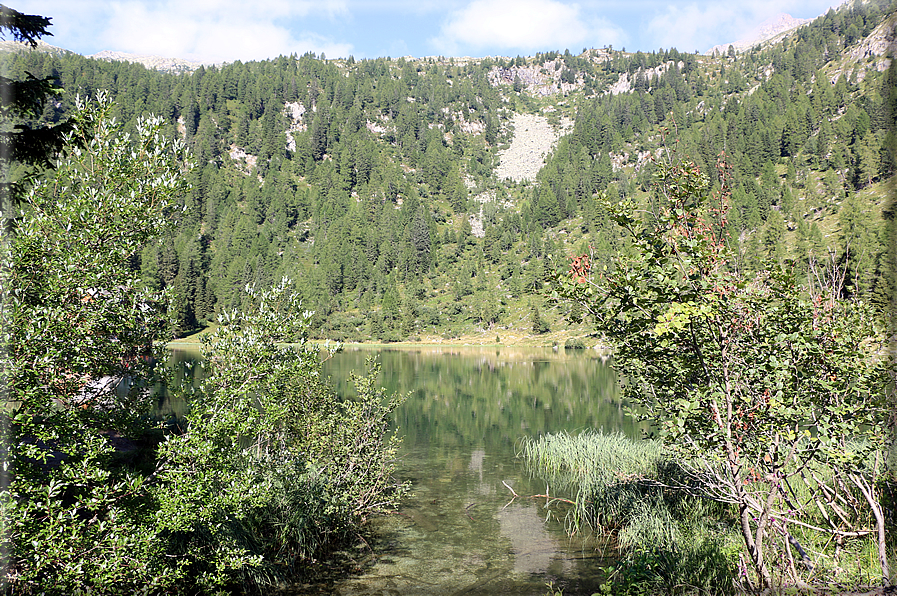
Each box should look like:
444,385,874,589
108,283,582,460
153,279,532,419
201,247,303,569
4,95,409,593
550,157,892,589
4,95,188,593
154,281,410,590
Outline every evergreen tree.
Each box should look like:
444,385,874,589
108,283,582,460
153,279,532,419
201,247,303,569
0,5,73,211
530,301,549,334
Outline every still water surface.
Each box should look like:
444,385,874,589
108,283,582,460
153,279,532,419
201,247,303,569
321,346,635,596
167,345,635,595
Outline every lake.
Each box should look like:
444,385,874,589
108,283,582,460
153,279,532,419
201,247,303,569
166,345,636,595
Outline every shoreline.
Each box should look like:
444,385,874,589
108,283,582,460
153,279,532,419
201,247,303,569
166,330,607,351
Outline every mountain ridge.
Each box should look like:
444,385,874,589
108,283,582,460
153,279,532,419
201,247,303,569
1,0,893,344
88,50,220,74
706,13,812,55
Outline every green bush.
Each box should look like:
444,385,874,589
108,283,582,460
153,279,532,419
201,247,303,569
550,158,892,589
4,95,188,593
154,282,410,591
4,97,409,593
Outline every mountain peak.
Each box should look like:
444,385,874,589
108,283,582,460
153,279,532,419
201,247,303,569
707,13,811,55
88,50,220,74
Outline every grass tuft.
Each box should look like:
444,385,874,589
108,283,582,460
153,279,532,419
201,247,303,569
521,431,740,595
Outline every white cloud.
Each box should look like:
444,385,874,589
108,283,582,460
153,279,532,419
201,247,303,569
646,4,743,52
103,0,353,62
431,0,624,54
103,3,340,61
13,0,847,62
14,0,352,63
644,0,846,52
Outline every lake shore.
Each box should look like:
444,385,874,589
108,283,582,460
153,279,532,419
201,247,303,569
166,326,608,351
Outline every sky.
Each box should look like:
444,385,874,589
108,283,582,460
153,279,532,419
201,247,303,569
14,0,847,64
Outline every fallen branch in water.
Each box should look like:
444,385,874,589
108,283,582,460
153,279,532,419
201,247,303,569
501,480,577,510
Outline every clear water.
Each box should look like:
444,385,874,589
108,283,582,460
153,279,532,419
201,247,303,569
165,345,637,595
315,346,636,596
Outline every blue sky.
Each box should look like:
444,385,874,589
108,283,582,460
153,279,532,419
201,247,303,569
16,0,845,63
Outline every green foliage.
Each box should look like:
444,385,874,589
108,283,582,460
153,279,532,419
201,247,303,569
550,157,892,589
4,96,409,593
530,302,549,334
154,280,409,590
3,0,895,341
4,94,188,593
0,5,74,209
563,337,585,349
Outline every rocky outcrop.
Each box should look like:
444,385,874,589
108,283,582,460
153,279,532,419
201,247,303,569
0,39,70,56
844,14,896,69
89,50,219,74
283,101,308,152
606,61,683,96
488,58,583,96
495,113,572,182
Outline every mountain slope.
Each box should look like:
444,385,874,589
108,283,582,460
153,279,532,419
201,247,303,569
707,13,812,55
2,0,894,344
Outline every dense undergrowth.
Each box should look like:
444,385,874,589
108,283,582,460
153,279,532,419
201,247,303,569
5,98,409,594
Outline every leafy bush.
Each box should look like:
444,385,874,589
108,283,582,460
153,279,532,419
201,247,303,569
4,94,188,593
154,281,409,590
550,157,893,589
3,96,409,593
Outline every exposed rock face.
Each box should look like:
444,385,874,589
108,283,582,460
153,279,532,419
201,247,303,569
228,144,258,174
495,113,572,182
607,72,632,95
0,39,69,56
488,58,582,96
283,101,308,151
606,61,682,96
0,40,218,75
89,50,219,74
843,13,897,75
707,13,811,55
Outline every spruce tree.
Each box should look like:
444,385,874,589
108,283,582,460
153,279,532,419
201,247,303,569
0,5,74,212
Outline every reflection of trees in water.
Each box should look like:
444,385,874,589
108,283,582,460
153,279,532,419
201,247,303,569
163,347,636,449
157,348,206,419
159,346,623,592
323,348,637,451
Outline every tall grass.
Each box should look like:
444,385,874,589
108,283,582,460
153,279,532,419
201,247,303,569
520,431,740,595
521,431,895,593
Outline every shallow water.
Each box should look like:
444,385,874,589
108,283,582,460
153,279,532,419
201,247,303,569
309,346,637,596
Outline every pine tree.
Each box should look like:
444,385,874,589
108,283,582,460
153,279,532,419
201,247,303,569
530,302,549,334
0,5,74,212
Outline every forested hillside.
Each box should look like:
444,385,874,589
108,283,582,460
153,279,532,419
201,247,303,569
4,0,896,343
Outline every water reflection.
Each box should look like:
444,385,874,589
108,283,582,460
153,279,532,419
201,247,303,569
319,346,631,596
498,503,570,576
163,345,629,594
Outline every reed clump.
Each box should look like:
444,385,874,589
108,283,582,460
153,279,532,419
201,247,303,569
522,431,895,593
521,431,740,595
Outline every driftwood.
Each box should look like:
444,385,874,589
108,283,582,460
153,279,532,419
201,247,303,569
500,480,577,510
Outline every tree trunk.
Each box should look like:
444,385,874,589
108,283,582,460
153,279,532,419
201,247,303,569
739,499,772,589
850,473,890,585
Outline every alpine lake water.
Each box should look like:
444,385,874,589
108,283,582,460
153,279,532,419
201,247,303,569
165,345,641,596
